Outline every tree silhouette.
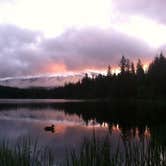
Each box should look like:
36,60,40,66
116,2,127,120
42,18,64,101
119,56,127,75
1,53,166,99
119,56,131,75
148,52,166,96
126,58,130,73
136,59,144,81
131,62,135,75
107,65,112,77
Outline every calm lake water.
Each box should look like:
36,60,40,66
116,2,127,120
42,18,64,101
0,99,165,163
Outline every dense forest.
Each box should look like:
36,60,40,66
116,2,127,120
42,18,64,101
1,53,166,99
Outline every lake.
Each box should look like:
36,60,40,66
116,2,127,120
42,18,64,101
0,99,166,164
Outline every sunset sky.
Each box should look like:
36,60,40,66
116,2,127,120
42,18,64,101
0,0,166,86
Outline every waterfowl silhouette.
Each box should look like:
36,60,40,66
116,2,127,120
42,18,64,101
44,124,55,133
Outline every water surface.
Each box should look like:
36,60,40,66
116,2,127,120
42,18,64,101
0,99,165,162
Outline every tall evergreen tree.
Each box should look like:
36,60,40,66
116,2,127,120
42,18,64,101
126,59,131,73
131,62,135,75
136,59,144,80
119,56,127,75
107,65,112,77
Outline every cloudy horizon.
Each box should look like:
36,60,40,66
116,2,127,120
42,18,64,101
0,0,166,86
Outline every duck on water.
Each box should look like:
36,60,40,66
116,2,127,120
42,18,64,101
44,124,55,133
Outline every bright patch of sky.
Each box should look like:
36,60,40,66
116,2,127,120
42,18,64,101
0,0,111,37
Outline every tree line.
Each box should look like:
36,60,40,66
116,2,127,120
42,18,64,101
56,52,166,99
0,53,166,99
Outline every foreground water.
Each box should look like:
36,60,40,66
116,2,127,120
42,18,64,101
0,99,165,163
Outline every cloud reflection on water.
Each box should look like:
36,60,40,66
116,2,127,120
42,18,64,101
0,105,151,161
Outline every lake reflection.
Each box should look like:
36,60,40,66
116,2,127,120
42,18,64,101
0,99,165,162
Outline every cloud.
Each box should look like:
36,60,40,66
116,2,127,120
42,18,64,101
0,74,83,88
0,24,155,79
41,28,154,70
0,0,16,4
0,24,47,77
112,0,166,24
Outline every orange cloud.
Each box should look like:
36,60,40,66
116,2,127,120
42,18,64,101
42,60,150,75
44,63,67,73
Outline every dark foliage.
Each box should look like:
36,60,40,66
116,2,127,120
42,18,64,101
1,53,166,99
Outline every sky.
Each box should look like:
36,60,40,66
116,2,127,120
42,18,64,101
0,0,166,86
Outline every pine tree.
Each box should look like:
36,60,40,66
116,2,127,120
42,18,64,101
136,59,144,81
107,65,112,77
131,62,135,75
